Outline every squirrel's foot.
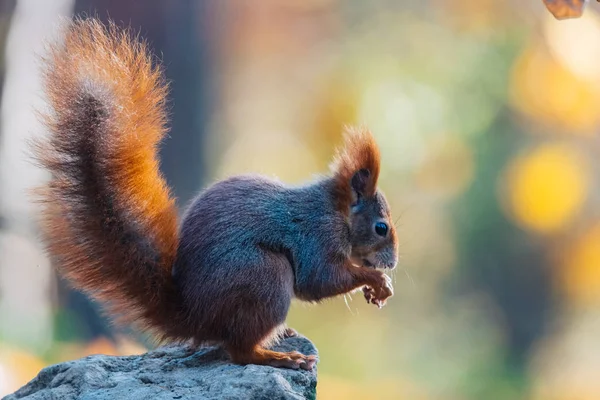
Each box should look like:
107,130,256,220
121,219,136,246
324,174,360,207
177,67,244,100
363,271,393,308
286,350,318,370
230,346,317,370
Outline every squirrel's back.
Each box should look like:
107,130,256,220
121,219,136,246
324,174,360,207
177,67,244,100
176,174,341,256
33,19,184,341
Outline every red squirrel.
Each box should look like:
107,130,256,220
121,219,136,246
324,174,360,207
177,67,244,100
33,18,398,371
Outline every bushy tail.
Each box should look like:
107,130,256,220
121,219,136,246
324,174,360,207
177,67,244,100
33,18,183,341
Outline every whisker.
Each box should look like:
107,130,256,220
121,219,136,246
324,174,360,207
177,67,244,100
343,294,355,315
394,215,402,228
403,268,416,288
393,203,414,228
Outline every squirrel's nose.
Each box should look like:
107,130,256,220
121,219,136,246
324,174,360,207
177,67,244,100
379,249,397,270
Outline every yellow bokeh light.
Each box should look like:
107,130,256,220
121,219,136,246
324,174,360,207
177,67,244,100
544,9,600,85
503,143,588,234
558,224,600,305
0,347,46,396
510,44,600,134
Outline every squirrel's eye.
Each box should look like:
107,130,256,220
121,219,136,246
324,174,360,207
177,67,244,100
374,222,388,237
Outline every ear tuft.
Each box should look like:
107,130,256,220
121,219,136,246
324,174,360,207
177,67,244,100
330,126,381,213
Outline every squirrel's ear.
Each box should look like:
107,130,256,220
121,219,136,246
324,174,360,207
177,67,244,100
330,126,381,213
351,168,371,201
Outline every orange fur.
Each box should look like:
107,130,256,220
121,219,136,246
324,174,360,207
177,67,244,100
44,19,176,258
330,126,381,212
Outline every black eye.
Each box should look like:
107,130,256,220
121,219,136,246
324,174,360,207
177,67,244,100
374,222,388,237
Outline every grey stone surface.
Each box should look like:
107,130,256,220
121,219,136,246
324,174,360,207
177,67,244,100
4,336,318,400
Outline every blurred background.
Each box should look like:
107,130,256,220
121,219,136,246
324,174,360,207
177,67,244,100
0,0,599,399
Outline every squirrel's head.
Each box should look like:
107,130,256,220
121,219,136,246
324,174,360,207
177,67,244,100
331,127,398,270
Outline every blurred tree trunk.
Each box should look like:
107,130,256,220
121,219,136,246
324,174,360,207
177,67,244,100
0,0,16,118
0,0,75,353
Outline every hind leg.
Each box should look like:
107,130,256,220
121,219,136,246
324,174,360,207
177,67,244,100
222,250,316,369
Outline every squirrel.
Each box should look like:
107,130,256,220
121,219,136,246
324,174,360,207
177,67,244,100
32,18,398,371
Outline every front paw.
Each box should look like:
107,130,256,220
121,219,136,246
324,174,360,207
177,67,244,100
363,271,393,308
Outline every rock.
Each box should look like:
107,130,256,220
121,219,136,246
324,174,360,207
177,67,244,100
4,336,318,400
